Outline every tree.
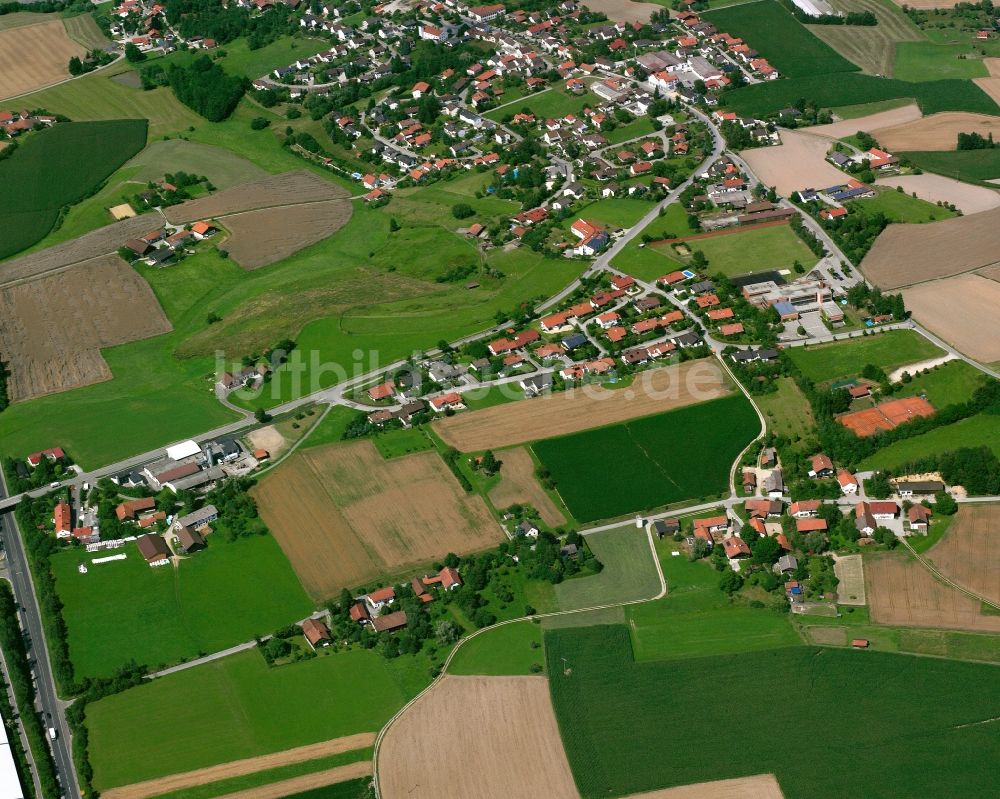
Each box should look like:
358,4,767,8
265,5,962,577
864,471,892,499
873,526,897,548
934,491,957,515
688,538,711,561
254,407,271,423
451,203,475,219
250,116,270,130
125,43,146,62
719,569,743,595
751,534,781,566
68,56,84,76
435,620,460,645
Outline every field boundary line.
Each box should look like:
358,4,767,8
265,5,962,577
900,537,1000,613
370,526,666,798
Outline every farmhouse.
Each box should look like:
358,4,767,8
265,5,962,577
174,525,206,554
372,610,408,633
136,533,171,566
115,497,157,522
892,479,944,498
53,501,72,538
302,617,332,649
429,392,465,412
907,504,932,532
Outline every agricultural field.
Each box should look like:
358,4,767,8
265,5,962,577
875,111,1000,151
828,97,918,119
903,274,1000,363
894,41,990,81
893,359,987,407
858,412,1000,470
806,0,922,77
0,255,171,400
378,675,578,799
0,18,85,101
704,0,860,78
252,440,499,600
658,223,817,277
848,187,957,223
738,129,850,196
436,360,731,452
755,376,815,440
546,625,1000,798
487,447,567,527
786,330,944,382
866,553,1000,632
86,646,430,791
875,174,1000,215
531,393,760,523
553,526,661,611
903,148,1000,183
62,11,111,50
52,533,313,680
124,139,268,189
862,206,1000,289
925,504,1000,605
0,119,147,259
448,621,545,676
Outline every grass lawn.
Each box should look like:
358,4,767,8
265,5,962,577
893,359,987,407
704,0,859,78
848,188,957,223
603,117,656,145
546,625,1000,799
554,526,661,611
787,329,943,383
86,646,430,790
53,534,313,680
485,87,603,123
460,384,520,410
659,223,817,278
570,197,653,229
756,376,816,440
893,41,989,81
372,426,434,459
448,620,545,676
610,202,693,280
908,512,955,554
829,97,916,119
532,394,760,523
215,35,332,78
857,412,1000,471
298,406,361,451
903,149,1000,184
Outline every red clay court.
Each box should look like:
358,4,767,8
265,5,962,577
839,396,935,437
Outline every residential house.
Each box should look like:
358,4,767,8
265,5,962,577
837,469,859,495
302,617,332,648
808,454,834,478
907,504,932,532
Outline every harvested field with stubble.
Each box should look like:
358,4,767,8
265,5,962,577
0,214,159,284
806,0,921,77
379,675,578,799
875,174,1000,215
253,440,499,599
926,505,1000,605
222,200,353,270
861,206,1000,288
0,255,170,400
488,447,566,526
0,19,85,100
902,274,1000,362
875,112,1000,151
620,776,785,799
436,360,729,452
164,171,349,224
101,733,375,799
866,554,1000,632
738,130,848,196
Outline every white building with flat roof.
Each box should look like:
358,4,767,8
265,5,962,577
166,440,201,461
0,707,26,799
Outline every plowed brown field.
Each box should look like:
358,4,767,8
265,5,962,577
379,675,578,799
738,130,847,196
875,112,1000,151
874,174,1000,215
902,274,1000,362
861,206,1000,289
488,447,566,526
926,505,1000,605
164,171,348,223
807,104,921,139
436,360,729,452
0,20,85,100
867,554,1000,632
253,440,499,599
222,200,352,270
0,255,170,399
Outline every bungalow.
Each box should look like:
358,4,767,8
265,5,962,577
907,504,932,532
27,447,66,467
302,617,332,648
562,332,589,351
488,329,540,355
597,311,620,329
808,454,834,478
429,392,465,412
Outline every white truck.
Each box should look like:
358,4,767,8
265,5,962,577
48,727,57,741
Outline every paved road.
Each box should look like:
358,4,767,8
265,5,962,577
0,473,78,799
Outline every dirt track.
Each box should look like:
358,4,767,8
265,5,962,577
164,171,349,224
875,174,1000,215
488,447,566,526
861,206,1000,289
738,130,848,196
223,199,352,270
436,360,729,452
102,733,375,799
874,112,1000,152
902,274,1000,362
925,505,1000,605
379,675,578,799
0,254,171,400
0,20,85,100
620,775,785,799
867,554,1000,632
253,441,499,600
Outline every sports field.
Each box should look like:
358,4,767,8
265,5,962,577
87,646,429,790
253,440,499,599
787,330,943,382
546,626,1000,798
0,119,147,259
531,394,760,522
52,534,313,680
658,224,816,278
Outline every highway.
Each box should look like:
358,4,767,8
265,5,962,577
0,471,78,799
